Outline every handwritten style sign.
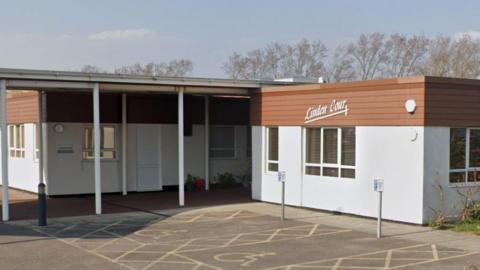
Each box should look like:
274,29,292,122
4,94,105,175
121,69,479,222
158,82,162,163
304,99,349,124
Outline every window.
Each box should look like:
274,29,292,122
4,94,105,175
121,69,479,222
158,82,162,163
8,124,25,158
449,128,480,184
83,126,116,160
304,127,356,179
266,127,279,172
210,126,236,158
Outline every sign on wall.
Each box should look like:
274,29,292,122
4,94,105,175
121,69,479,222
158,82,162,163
304,99,349,124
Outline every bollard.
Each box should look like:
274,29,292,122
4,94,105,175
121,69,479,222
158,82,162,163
281,180,285,221
38,183,47,226
278,171,286,221
377,190,382,239
373,179,384,239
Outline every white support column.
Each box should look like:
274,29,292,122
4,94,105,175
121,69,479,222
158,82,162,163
178,87,184,206
93,83,102,214
204,96,209,191
41,93,48,187
121,93,127,196
38,91,44,185
1,79,8,221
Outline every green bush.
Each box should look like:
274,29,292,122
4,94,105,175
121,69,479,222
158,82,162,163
213,172,241,189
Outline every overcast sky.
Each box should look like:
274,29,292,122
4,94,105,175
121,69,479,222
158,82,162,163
0,0,479,78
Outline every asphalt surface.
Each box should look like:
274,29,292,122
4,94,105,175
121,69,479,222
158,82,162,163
1,208,479,270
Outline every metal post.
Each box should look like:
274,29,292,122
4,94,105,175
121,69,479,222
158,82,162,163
204,96,209,191
93,83,102,214
178,87,184,206
0,79,8,221
377,191,383,239
281,181,285,221
38,91,46,226
121,93,127,196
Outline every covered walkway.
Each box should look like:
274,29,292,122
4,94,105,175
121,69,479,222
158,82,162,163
0,187,251,221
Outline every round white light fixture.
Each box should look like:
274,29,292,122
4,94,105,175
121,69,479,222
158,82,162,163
405,99,417,114
53,123,64,134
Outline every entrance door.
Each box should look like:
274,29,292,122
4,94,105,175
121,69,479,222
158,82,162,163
136,125,162,191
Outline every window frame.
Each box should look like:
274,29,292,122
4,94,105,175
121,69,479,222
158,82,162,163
8,124,25,159
449,127,480,186
82,125,117,161
303,127,356,179
265,126,279,173
209,125,237,160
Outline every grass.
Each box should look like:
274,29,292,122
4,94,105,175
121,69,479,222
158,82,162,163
435,219,480,236
450,220,480,235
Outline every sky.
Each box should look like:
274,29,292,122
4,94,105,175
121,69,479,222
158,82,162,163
0,0,479,78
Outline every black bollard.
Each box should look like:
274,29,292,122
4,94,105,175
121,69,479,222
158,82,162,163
38,183,47,226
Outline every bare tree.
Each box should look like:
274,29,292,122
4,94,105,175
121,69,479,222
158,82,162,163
420,36,453,77
382,34,430,77
222,53,250,79
420,35,480,79
324,47,356,82
114,59,193,77
449,34,480,79
80,65,106,73
344,33,389,80
222,39,328,80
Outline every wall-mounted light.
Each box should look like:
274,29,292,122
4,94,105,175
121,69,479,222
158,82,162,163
405,99,417,114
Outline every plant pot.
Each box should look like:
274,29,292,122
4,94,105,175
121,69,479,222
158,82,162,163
195,179,206,190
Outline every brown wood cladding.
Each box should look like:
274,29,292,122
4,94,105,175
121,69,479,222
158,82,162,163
46,92,249,125
251,81,426,126
424,82,480,126
7,92,39,124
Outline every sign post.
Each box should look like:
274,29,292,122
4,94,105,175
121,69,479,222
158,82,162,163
374,179,384,239
278,171,286,221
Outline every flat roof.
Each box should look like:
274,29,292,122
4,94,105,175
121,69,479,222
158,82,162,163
261,75,480,92
0,68,298,95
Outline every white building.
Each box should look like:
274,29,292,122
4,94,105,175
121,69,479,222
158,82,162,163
1,70,479,224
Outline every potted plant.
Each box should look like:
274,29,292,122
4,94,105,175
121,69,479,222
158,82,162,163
185,174,196,192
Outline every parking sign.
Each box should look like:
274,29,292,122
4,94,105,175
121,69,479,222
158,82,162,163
374,179,384,192
278,171,286,182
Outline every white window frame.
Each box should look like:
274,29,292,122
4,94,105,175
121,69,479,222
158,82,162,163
82,125,117,161
9,124,25,159
449,127,480,186
209,125,237,159
265,127,279,173
303,127,356,179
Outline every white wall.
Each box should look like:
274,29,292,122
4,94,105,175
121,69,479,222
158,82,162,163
46,123,250,195
253,126,426,224
8,123,39,193
423,127,480,223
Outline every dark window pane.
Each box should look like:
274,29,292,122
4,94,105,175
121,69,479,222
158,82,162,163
469,129,480,167
341,169,355,179
450,128,466,169
210,127,235,148
449,172,466,183
323,129,338,164
306,166,321,175
341,128,356,166
268,163,278,172
323,167,339,177
306,128,321,164
268,128,278,161
468,171,480,183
